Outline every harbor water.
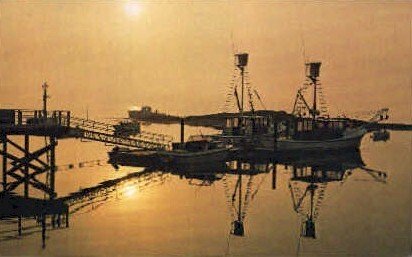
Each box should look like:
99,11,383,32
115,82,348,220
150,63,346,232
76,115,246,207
0,124,410,257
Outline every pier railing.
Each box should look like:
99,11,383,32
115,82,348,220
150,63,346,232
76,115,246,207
67,116,173,149
0,109,172,150
0,109,71,127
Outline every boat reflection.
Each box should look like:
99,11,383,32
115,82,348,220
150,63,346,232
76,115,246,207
225,159,273,236
281,151,387,240
133,149,388,239
148,157,274,237
2,148,388,249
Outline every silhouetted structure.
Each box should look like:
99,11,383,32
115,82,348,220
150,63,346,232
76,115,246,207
0,193,69,248
284,151,387,240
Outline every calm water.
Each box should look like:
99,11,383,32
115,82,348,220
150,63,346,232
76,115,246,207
0,124,411,257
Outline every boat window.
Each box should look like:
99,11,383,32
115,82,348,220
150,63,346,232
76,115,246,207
303,120,308,131
307,120,313,131
233,118,238,128
297,121,303,132
226,118,231,128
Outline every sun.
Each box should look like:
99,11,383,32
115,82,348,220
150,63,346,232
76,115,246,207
124,2,141,17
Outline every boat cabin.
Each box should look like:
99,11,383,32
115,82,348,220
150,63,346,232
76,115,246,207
223,114,356,140
223,115,273,136
290,117,353,140
172,136,221,152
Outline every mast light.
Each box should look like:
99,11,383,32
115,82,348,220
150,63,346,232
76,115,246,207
305,62,321,79
235,53,249,68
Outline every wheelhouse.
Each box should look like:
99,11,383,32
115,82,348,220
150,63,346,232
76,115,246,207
284,117,355,140
223,115,272,136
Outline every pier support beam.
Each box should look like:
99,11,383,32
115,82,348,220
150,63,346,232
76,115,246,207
24,135,29,198
41,215,46,249
50,136,56,199
65,210,69,228
2,134,7,191
18,216,22,236
0,135,58,199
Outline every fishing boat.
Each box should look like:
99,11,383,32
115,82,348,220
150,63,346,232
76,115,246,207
108,147,159,168
217,54,389,153
108,120,231,168
157,135,231,166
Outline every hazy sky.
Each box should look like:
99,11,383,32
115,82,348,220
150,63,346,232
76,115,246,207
0,1,411,122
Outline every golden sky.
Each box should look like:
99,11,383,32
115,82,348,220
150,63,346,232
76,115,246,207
0,1,411,122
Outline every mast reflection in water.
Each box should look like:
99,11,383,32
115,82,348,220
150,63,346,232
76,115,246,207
110,148,388,241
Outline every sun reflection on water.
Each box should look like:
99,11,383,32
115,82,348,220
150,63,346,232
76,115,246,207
121,183,138,198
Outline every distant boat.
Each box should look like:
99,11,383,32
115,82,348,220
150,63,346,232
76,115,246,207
371,129,390,142
113,120,141,137
216,54,389,152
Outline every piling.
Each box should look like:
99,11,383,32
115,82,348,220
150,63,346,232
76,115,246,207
272,164,277,190
180,118,185,144
41,215,46,249
18,216,22,236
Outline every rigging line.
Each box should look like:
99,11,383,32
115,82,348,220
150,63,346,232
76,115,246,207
296,221,304,257
222,175,236,220
228,0,237,56
251,173,269,200
294,1,308,65
254,89,267,110
241,175,254,220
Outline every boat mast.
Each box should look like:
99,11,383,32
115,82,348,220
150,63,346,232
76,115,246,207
305,62,321,122
235,53,249,116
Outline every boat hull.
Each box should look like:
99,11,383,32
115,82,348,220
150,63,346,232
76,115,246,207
108,149,159,167
157,148,230,166
217,128,367,153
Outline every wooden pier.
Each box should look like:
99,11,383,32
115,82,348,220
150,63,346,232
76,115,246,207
0,103,172,247
0,108,171,199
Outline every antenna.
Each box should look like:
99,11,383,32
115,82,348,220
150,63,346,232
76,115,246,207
42,82,50,118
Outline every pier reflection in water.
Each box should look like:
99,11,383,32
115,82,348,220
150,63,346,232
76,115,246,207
1,131,410,256
0,167,169,248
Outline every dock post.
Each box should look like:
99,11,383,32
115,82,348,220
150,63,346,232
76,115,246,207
2,134,7,191
41,215,46,249
67,111,71,127
51,215,56,228
50,136,56,199
24,135,29,198
50,136,56,228
17,110,22,125
272,163,277,190
57,214,61,228
180,118,185,144
18,216,22,236
65,210,69,228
